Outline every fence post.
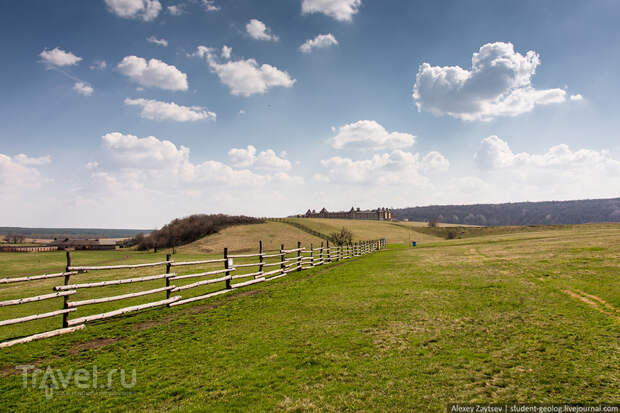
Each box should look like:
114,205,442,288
327,240,331,263
280,244,285,274
62,250,72,328
224,248,231,289
320,241,324,264
310,243,314,267
297,241,302,272
258,240,263,277
165,253,171,300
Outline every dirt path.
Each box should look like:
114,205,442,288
563,289,620,321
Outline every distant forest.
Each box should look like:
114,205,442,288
392,198,620,226
0,227,150,239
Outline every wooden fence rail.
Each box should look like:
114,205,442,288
0,238,386,348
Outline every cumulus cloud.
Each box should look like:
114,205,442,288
89,60,107,71
192,46,295,96
167,4,184,15
469,135,620,202
13,154,51,166
124,98,216,121
246,19,279,41
202,0,220,11
117,56,188,91
91,133,301,194
221,45,232,59
228,145,292,171
146,36,168,47
0,153,50,189
474,135,620,171
73,82,94,96
421,151,450,173
570,94,584,101
299,33,338,53
104,0,162,21
413,42,567,121
39,48,82,66
301,0,361,21
320,149,448,185
329,120,415,150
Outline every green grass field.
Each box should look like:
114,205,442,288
0,223,618,411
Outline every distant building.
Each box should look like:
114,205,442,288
300,207,392,221
48,238,116,251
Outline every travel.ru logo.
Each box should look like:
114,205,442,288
17,365,136,399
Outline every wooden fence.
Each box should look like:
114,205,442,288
0,239,386,348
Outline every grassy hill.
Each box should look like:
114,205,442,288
180,221,325,253
285,218,445,243
0,223,618,410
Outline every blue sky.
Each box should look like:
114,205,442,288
1,0,619,228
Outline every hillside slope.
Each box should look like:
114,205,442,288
285,218,443,243
180,221,325,253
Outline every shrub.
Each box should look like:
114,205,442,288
330,227,353,246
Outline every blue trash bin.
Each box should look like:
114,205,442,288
412,241,416,247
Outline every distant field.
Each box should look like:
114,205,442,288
0,223,618,411
181,221,324,253
0,227,149,239
286,218,444,243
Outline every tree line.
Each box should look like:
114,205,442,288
131,214,264,250
392,197,620,226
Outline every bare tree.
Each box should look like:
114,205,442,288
6,234,26,244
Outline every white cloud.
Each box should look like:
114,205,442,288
246,19,279,41
312,173,330,183
570,94,584,101
117,56,188,91
330,120,415,150
202,0,220,11
14,154,51,166
413,42,567,121
320,149,448,185
475,135,619,171
39,48,82,66
0,153,50,189
104,0,162,21
421,151,450,173
146,36,168,47
221,45,232,59
124,98,216,121
299,33,338,54
89,133,302,198
167,4,184,15
255,149,292,171
89,60,107,71
470,135,620,202
73,82,94,96
301,0,361,22
228,145,292,171
192,46,295,96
